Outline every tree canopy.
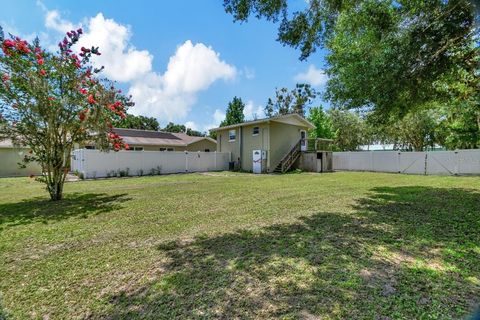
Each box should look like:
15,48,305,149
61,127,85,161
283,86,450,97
224,0,479,145
113,114,159,131
220,96,245,127
265,83,317,117
162,122,204,137
0,27,132,200
307,106,335,140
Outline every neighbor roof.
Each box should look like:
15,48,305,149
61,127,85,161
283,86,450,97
209,113,315,132
113,128,216,147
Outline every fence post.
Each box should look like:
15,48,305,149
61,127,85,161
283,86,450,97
214,151,217,170
83,149,88,179
397,152,401,173
424,152,428,175
185,151,188,172
454,150,459,175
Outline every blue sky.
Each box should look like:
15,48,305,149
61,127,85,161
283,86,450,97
0,0,329,131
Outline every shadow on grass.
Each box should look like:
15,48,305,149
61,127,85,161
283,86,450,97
0,193,131,229
97,186,479,319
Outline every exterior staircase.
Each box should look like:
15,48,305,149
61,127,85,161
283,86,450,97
273,140,302,173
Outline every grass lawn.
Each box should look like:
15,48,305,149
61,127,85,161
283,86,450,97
0,172,479,319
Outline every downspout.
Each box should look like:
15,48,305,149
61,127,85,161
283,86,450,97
239,126,243,170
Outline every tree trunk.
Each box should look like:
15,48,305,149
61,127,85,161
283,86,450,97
48,169,66,201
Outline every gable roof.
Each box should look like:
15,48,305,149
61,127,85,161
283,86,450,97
113,128,216,146
210,113,315,132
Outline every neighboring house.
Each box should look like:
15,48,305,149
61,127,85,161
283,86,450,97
211,113,317,173
84,128,217,152
359,143,445,151
0,139,41,177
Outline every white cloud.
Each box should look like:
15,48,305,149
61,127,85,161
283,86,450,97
203,109,225,132
44,10,79,33
74,13,153,82
40,7,237,122
129,40,236,121
185,121,198,131
243,100,264,120
243,67,255,80
294,65,328,87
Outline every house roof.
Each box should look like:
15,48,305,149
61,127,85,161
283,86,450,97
113,128,216,147
209,113,315,132
0,129,216,149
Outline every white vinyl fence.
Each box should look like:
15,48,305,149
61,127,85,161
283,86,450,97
333,150,480,176
71,149,231,179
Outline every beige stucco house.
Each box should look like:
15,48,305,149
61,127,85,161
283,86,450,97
85,128,217,152
0,139,41,177
211,113,315,173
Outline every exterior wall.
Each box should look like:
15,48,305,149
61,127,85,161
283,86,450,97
216,121,308,172
216,123,269,172
186,139,217,152
269,122,307,171
87,139,216,152
239,123,270,172
140,145,185,152
0,148,42,177
216,128,241,168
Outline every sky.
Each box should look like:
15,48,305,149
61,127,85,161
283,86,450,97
0,0,329,132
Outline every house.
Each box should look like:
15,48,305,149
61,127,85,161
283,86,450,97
84,128,217,152
0,139,41,177
211,113,328,173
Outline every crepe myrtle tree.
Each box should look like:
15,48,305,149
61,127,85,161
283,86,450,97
0,27,134,200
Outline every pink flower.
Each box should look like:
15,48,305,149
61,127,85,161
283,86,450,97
87,94,96,104
48,97,55,101
39,69,47,76
3,39,15,48
2,74,9,82
79,88,88,95
37,58,44,65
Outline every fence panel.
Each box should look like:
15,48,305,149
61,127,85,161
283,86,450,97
71,149,230,179
426,151,457,175
333,150,480,176
457,150,480,175
399,152,426,174
372,152,399,173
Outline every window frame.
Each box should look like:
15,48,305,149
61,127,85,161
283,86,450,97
252,126,260,136
228,129,236,142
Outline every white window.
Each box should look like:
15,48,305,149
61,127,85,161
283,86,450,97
130,146,143,151
85,145,95,150
229,129,236,142
160,147,174,151
159,147,166,151
252,126,259,136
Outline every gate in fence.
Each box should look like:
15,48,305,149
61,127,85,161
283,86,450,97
71,149,231,179
333,150,480,176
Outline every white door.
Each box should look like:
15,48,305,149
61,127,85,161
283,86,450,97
300,130,307,151
252,150,262,174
